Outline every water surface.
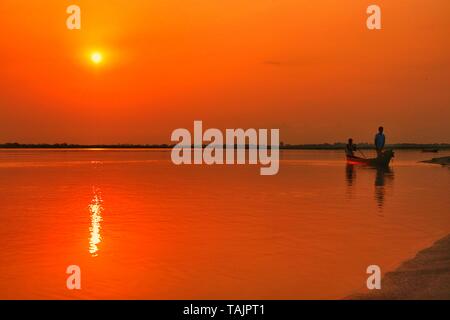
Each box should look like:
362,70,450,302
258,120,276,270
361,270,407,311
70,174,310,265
0,149,449,299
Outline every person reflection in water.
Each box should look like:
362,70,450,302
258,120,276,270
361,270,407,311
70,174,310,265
346,164,356,187
345,165,394,210
345,164,356,199
374,166,394,210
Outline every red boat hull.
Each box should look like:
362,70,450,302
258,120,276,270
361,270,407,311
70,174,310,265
346,150,394,167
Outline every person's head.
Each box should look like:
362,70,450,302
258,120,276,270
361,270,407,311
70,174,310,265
378,126,384,133
348,138,353,144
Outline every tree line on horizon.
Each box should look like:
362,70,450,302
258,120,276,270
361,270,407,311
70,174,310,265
1,142,449,150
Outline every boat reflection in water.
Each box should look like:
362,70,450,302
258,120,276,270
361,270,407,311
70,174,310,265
345,164,395,210
89,187,103,257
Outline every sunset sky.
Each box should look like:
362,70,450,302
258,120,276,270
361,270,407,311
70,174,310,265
0,0,449,144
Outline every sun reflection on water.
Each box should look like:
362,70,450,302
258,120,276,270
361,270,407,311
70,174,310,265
89,187,103,257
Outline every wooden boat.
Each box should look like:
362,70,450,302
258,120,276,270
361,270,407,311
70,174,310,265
346,149,394,167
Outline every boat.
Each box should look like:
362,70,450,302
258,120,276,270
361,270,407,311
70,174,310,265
346,149,394,167
421,148,439,153
421,156,450,166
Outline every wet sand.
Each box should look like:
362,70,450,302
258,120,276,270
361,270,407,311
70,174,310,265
350,234,450,300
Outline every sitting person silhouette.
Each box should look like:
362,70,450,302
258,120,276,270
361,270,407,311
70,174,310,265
345,138,357,157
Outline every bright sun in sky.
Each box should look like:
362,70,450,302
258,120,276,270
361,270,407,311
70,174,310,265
91,52,103,64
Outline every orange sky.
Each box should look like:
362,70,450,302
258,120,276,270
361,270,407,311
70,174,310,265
0,0,449,144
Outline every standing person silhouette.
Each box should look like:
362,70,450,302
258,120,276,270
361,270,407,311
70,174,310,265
374,126,386,157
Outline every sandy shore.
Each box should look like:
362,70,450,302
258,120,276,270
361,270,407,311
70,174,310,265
349,235,450,300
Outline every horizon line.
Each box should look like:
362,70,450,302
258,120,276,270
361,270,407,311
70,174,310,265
1,142,449,150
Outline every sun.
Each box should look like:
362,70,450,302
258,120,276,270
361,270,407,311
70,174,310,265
90,52,103,64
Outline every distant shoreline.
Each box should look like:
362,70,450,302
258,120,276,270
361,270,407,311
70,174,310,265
1,143,449,150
